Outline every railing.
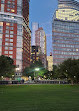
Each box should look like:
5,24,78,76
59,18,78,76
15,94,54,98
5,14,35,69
34,80,68,84
0,80,24,85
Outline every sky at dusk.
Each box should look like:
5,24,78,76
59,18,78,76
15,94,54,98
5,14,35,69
29,0,58,56
29,0,79,56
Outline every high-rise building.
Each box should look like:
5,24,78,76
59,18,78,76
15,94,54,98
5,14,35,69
0,0,31,72
31,22,39,46
31,46,41,63
35,27,47,68
47,53,53,71
52,0,79,65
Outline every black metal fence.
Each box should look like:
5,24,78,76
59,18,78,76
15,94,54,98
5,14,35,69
0,80,24,85
34,80,68,84
0,80,68,85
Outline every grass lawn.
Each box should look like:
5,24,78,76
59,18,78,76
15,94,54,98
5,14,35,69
0,84,79,111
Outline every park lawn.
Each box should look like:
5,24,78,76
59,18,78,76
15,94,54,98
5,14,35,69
0,85,79,111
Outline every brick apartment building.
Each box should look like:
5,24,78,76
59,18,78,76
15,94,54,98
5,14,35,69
0,0,31,73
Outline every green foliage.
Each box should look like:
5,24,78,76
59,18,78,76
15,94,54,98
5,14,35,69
23,60,48,79
54,58,79,84
0,55,15,77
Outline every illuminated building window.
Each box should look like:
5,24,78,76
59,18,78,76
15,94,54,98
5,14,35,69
11,9,15,12
0,22,3,26
6,23,10,26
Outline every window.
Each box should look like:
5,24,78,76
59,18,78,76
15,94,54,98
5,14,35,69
0,22,3,26
10,35,13,37
6,23,10,26
9,47,13,50
9,51,13,54
10,39,13,42
5,34,9,37
10,23,14,26
10,31,13,34
5,47,8,50
5,38,9,41
6,30,9,33
10,27,14,30
9,55,13,58
5,42,9,45
5,51,8,54
9,43,13,46
6,26,9,29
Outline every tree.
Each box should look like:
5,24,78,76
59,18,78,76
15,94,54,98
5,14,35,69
55,58,79,84
23,60,48,79
0,55,15,78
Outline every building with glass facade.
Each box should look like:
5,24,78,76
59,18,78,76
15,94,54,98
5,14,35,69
0,0,31,73
35,27,47,68
31,22,39,46
52,0,79,65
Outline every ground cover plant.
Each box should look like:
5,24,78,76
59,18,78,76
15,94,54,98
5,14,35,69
0,85,79,111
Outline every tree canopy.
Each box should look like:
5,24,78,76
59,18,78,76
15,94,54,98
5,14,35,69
23,60,48,79
54,58,79,84
0,55,15,77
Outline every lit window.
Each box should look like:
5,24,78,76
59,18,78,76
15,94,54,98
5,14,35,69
11,9,15,12
6,23,10,26
0,22,3,26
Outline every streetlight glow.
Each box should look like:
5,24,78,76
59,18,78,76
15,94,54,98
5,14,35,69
35,68,39,71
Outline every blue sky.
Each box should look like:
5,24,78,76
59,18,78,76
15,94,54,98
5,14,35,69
29,0,79,56
29,0,58,56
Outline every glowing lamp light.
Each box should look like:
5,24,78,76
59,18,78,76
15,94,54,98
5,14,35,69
35,68,39,71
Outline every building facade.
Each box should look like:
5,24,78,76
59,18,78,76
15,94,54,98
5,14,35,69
47,53,53,71
52,0,79,65
35,27,47,68
0,0,31,72
31,22,39,46
31,46,41,63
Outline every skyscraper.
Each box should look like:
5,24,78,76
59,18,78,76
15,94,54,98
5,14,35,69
52,0,79,65
47,53,53,71
31,22,39,46
31,46,41,63
0,0,31,72
35,27,47,68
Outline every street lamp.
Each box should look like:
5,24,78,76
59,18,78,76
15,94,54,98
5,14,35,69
35,68,39,71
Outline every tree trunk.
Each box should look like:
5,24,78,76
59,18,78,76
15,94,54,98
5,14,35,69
71,80,74,85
